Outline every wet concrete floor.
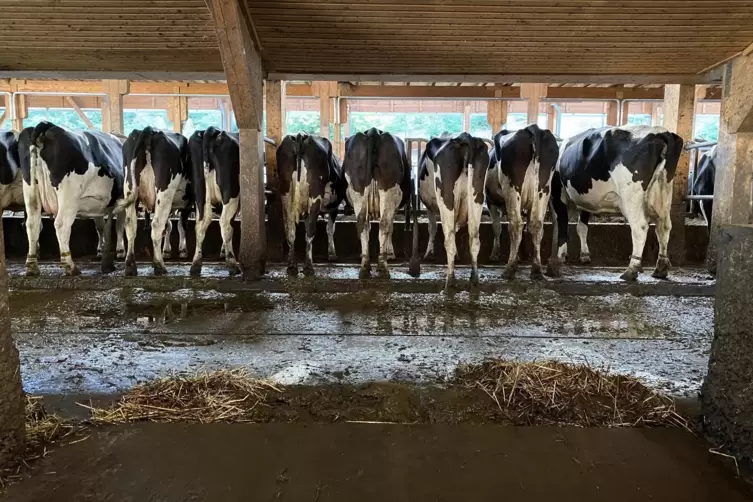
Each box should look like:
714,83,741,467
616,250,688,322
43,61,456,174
3,423,750,502
8,261,714,397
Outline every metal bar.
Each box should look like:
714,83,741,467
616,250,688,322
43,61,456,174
686,195,715,201
685,141,718,150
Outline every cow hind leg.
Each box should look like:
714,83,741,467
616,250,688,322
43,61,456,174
54,203,80,276
468,200,484,289
489,204,503,262
529,193,550,280
546,178,569,278
178,210,189,259
435,190,457,293
124,203,139,276
303,199,322,276
150,192,173,276
115,212,126,260
503,192,524,280
326,210,338,261
220,196,241,276
424,210,438,261
620,204,650,282
577,211,592,264
162,219,173,259
93,216,106,261
282,193,298,275
101,213,116,275
24,190,42,277
377,190,399,279
652,213,672,279
355,198,371,279
190,203,213,277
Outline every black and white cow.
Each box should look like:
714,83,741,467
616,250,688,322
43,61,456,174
417,133,489,291
188,127,241,276
343,128,415,279
277,132,346,276
547,125,684,281
0,131,24,212
691,145,716,230
20,121,126,276
121,127,192,276
485,124,560,279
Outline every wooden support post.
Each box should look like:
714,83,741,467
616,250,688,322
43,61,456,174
207,0,265,279
706,55,753,273
463,104,471,132
701,53,753,465
650,103,662,127
12,90,26,131
606,101,619,126
0,109,7,129
663,84,696,266
486,100,508,135
521,83,546,125
547,104,556,132
265,80,285,262
0,207,24,467
339,97,349,156
621,101,630,125
65,96,95,130
167,94,188,133
101,79,128,134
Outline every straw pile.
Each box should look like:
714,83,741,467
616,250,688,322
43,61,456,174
456,360,689,428
1,396,83,489
84,369,281,424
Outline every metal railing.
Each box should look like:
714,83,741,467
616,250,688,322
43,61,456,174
685,141,717,211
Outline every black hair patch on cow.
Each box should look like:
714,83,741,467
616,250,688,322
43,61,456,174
622,133,670,191
188,130,208,219
0,131,20,186
18,127,33,185
558,127,612,195
208,131,241,205
494,128,535,193
431,133,490,210
660,132,685,182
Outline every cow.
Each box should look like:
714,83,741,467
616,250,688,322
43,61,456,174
121,127,192,276
0,131,24,212
691,145,716,230
485,124,560,280
20,121,126,276
547,125,684,281
343,128,416,279
277,132,346,276
188,127,241,276
417,133,489,291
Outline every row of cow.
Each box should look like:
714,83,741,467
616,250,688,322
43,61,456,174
0,124,241,277
280,124,685,289
0,122,687,288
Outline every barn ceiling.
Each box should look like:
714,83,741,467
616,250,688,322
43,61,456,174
0,0,751,83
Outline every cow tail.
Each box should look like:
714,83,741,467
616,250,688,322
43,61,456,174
648,132,685,218
362,131,377,230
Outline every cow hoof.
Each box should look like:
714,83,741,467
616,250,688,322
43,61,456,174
489,253,500,262
286,265,298,276
153,265,168,276
125,261,138,277
377,264,390,279
25,265,40,277
101,261,116,275
386,253,396,261
302,265,315,277
228,263,242,277
503,265,517,280
359,266,371,279
116,251,126,261
620,268,640,282
545,259,562,278
652,258,671,280
579,254,592,265
190,263,202,277
219,251,226,260
469,269,480,288
91,254,102,263
443,278,457,295
423,251,435,262
328,254,338,262
408,259,421,278
64,266,81,277
530,265,544,280
179,250,188,260
163,252,172,260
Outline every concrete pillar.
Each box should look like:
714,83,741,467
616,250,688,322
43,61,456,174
238,128,266,278
707,55,753,273
702,224,753,460
265,80,285,263
701,54,753,462
663,84,696,266
0,219,24,467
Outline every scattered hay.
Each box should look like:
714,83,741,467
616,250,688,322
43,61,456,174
83,369,282,424
1,396,84,490
456,360,690,429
